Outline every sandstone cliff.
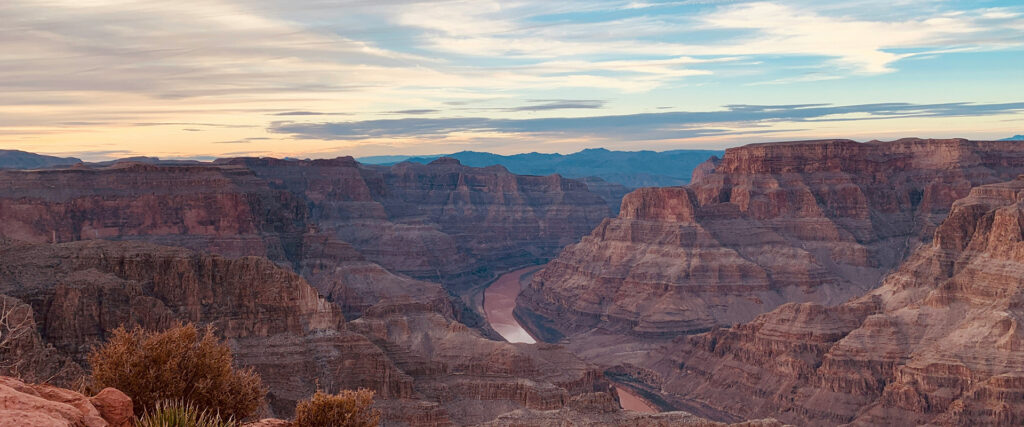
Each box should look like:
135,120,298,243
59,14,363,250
0,157,611,296
0,240,411,417
0,157,623,425
231,156,611,291
0,239,623,425
660,177,1024,425
518,139,1024,339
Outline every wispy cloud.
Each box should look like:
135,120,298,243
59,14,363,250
506,100,606,112
270,101,1024,141
2,0,1023,158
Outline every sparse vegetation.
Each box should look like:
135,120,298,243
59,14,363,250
294,388,381,427
137,400,238,427
88,323,265,420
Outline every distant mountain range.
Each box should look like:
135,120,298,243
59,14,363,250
0,150,80,169
2,147,725,188
358,148,724,188
1001,135,1024,141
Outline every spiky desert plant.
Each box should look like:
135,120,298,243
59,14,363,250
88,323,265,420
294,388,381,427
137,400,238,427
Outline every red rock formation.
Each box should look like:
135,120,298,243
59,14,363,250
0,376,132,427
0,240,412,417
518,139,1024,339
0,162,307,263
0,157,623,424
349,296,614,425
0,157,611,296
233,156,612,290
661,177,1024,425
0,239,624,425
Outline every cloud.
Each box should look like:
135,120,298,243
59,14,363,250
3,0,1023,156
506,100,606,112
387,109,442,115
272,111,332,116
270,101,1024,141
213,137,273,144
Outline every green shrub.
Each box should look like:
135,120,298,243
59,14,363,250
88,323,265,420
137,400,237,427
294,389,381,427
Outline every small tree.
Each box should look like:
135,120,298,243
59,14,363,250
88,323,265,420
0,296,35,376
294,389,381,427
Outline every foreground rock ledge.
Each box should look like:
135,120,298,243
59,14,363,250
0,376,132,427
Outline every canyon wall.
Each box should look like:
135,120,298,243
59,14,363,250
0,239,616,425
0,157,611,294
661,177,1024,425
517,138,1024,339
0,158,620,425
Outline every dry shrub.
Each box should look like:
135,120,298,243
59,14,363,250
294,389,381,427
88,323,265,420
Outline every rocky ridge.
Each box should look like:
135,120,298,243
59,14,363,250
0,156,611,294
0,156,624,425
656,177,1024,425
518,138,1024,339
0,239,627,425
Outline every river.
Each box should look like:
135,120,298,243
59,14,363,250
482,266,658,413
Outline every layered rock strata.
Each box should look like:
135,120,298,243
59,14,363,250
0,240,616,425
0,157,611,295
661,177,1024,425
518,138,1024,338
0,240,409,417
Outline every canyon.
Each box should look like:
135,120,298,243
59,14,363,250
663,176,1024,425
4,139,1024,425
518,138,1024,339
0,154,723,425
511,138,1024,425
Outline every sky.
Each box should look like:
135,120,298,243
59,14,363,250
2,0,1024,161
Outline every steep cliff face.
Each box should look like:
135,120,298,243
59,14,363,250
518,139,1024,338
231,156,611,290
0,240,619,425
0,163,308,264
0,157,612,320
661,177,1024,425
0,158,623,424
0,240,412,416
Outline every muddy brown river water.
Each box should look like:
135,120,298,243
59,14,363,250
483,266,658,413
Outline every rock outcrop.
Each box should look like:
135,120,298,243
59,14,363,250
0,156,611,295
660,177,1024,425
0,240,411,417
518,139,1024,339
0,239,619,425
231,156,611,291
0,156,625,425
0,376,132,427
